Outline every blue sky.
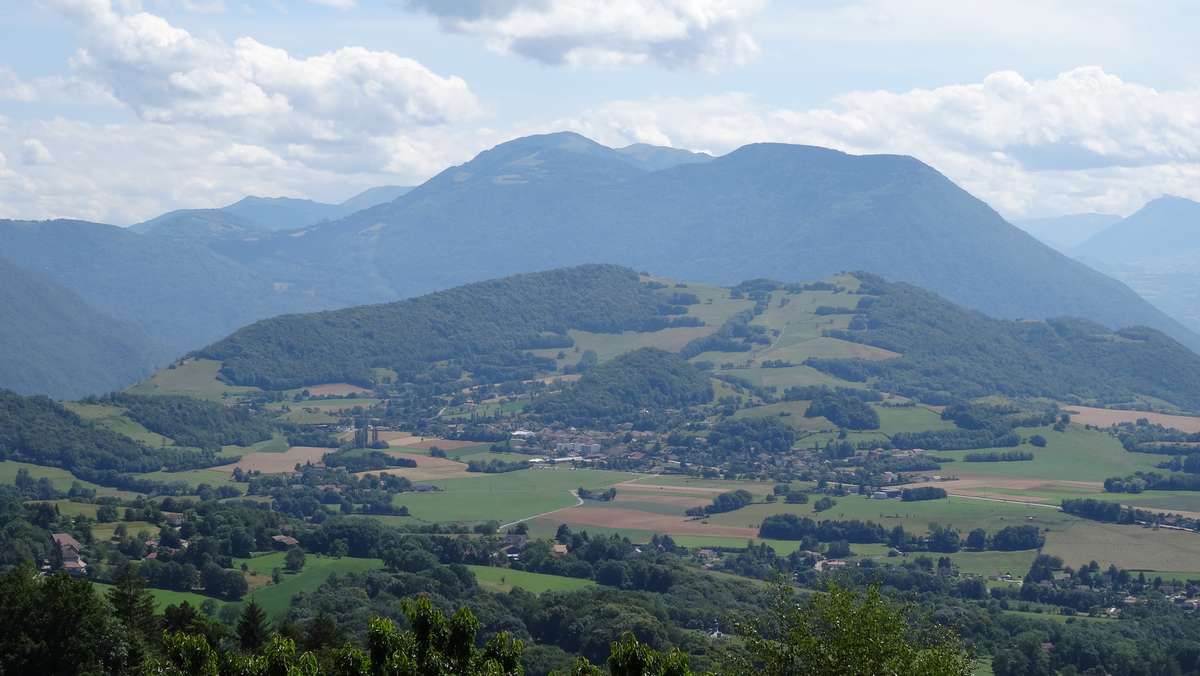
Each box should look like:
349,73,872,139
2,1,1198,224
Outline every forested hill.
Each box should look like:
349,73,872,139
221,131,1200,351
813,274,1200,411
0,256,161,399
532,348,714,424
198,265,697,390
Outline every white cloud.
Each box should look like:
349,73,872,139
402,0,763,70
21,139,55,165
0,68,39,102
46,0,479,158
306,0,356,8
553,67,1200,217
212,143,286,168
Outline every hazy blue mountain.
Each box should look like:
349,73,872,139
0,255,162,398
614,143,713,171
339,185,412,212
1013,213,1121,251
1075,196,1200,263
1071,196,1200,334
0,219,343,359
134,185,413,238
129,208,263,241
225,132,1200,351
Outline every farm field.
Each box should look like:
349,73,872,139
65,402,173,446
935,425,1166,483
391,468,637,525
93,520,159,541
235,552,386,618
127,359,259,400
1042,520,1200,573
466,565,596,593
213,446,330,474
1065,406,1200,433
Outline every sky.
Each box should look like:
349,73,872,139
1,0,1198,225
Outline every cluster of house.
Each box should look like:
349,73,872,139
51,533,86,577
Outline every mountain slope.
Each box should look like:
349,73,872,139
1076,196,1200,263
0,256,161,399
0,219,343,358
229,132,1200,351
1013,213,1121,251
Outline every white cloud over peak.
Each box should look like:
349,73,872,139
402,0,763,70
555,67,1200,216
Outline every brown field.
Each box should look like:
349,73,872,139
359,455,478,481
1066,406,1200,433
387,436,478,451
304,383,372,397
614,491,710,508
214,446,329,474
553,505,758,538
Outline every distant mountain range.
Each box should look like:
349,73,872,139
1022,196,1200,334
131,185,412,240
3,133,1199,399
1013,213,1121,250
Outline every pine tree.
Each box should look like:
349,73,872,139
237,599,270,652
106,563,158,641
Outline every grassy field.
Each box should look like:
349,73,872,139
620,475,778,495
236,552,386,618
706,493,1079,534
1043,520,1200,572
140,468,244,492
0,460,139,498
92,582,230,612
93,520,159,541
935,425,1164,483
466,565,596,593
392,469,636,525
127,359,259,401
65,403,174,446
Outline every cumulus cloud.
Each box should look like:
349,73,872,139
306,0,357,8
46,0,479,168
553,67,1200,216
402,0,763,70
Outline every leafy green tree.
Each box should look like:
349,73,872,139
723,583,974,676
237,599,270,652
286,546,307,572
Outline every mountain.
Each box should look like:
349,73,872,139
188,265,1200,413
614,143,713,171
0,219,343,360
222,132,1200,351
133,185,413,238
1013,213,1121,251
339,185,412,213
0,256,162,399
1075,196,1200,263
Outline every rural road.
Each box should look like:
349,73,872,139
500,490,583,530
947,494,1061,510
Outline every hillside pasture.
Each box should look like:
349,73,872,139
363,455,478,481
64,403,173,446
1065,405,1200,433
1043,520,1200,573
466,565,596,593
127,359,258,400
236,552,385,618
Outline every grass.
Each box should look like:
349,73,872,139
0,460,137,498
92,582,229,613
127,359,259,401
706,493,1080,534
936,425,1164,483
64,403,173,446
235,552,386,618
391,469,636,525
873,405,957,435
27,499,99,518
466,565,596,593
139,469,243,492
1043,520,1200,572
222,433,290,457
620,475,777,495
93,520,159,541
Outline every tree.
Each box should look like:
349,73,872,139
1030,434,1048,447
237,599,270,652
723,583,974,676
96,503,119,522
107,563,158,642
285,546,306,572
966,528,988,550
331,538,349,558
